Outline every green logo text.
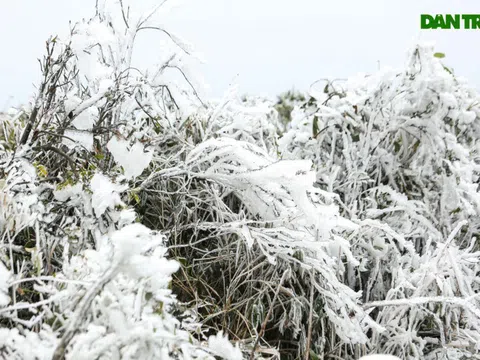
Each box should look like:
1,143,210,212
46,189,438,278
421,14,480,29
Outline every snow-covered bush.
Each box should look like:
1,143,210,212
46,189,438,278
0,0,373,357
0,1,237,359
279,44,480,359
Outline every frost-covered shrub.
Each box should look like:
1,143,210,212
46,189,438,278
130,86,375,358
279,44,480,359
0,1,241,359
200,93,282,154
3,1,364,359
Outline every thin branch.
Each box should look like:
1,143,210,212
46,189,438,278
249,269,289,360
305,274,315,360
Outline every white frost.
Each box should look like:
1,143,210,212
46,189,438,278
90,173,127,217
207,331,243,360
62,130,94,152
53,183,83,202
0,261,11,307
107,137,153,179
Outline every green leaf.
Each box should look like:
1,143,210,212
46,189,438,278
310,350,320,360
8,128,15,146
394,140,401,153
129,190,140,204
312,116,319,137
412,140,420,154
177,257,188,267
155,301,164,314
434,52,445,59
34,163,48,178
450,207,461,215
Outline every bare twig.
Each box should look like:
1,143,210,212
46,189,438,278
305,273,315,360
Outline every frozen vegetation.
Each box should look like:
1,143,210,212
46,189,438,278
1,1,480,359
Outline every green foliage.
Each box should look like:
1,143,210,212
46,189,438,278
274,89,306,127
33,162,48,178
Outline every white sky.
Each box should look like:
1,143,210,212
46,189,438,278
1,0,479,109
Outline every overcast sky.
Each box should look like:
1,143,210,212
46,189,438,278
1,0,479,109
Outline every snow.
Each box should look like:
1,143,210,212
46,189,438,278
64,95,97,130
0,261,11,307
107,137,153,179
53,183,83,203
0,328,56,360
69,18,116,81
62,129,94,152
90,173,127,217
207,331,243,360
